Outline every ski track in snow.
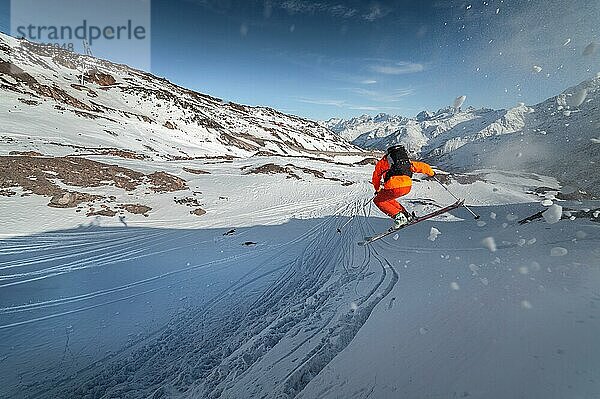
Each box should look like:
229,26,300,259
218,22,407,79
1,155,599,398
0,191,402,398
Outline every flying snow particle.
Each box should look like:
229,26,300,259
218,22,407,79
480,277,489,286
531,261,541,271
575,231,588,239
477,220,487,227
419,327,429,335
532,65,543,73
393,234,399,240
542,199,553,206
527,238,537,245
466,4,472,9
469,264,479,275
518,266,529,275
290,24,296,33
240,23,249,37
453,95,467,109
517,239,527,247
583,42,597,56
350,302,358,311
496,8,499,14
481,237,497,252
450,282,460,290
521,300,533,309
591,138,600,144
542,204,563,224
428,227,441,241
568,88,588,107
551,247,568,256
563,38,571,46
490,212,497,220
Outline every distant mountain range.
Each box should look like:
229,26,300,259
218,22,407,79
322,76,600,196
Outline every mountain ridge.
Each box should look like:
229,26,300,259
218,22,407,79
0,32,358,160
322,76,600,195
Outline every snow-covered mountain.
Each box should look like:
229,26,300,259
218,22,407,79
0,33,356,160
327,77,600,196
321,112,410,142
429,78,600,196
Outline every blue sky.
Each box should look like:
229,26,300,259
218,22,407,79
1,0,599,120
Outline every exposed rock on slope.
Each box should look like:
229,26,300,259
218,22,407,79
0,33,357,160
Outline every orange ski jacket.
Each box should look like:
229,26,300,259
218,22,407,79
372,157,435,191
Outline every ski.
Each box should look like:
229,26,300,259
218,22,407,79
358,199,465,246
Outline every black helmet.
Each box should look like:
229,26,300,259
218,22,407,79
386,145,409,160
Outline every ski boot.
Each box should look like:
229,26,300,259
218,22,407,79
393,212,409,229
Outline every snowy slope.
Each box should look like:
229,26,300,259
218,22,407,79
2,164,599,399
0,33,356,159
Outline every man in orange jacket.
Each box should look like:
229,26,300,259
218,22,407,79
372,145,435,228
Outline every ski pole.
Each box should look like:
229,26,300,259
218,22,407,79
337,197,372,233
433,176,480,220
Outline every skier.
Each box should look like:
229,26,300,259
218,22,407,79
372,145,435,228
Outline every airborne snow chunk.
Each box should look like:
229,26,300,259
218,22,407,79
428,227,441,241
550,247,568,256
568,88,588,107
542,204,563,224
453,95,467,109
521,300,533,309
583,42,597,56
532,65,543,73
481,237,497,252
518,266,529,275
468,264,479,275
450,282,460,290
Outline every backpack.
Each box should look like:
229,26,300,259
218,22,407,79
384,146,413,181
